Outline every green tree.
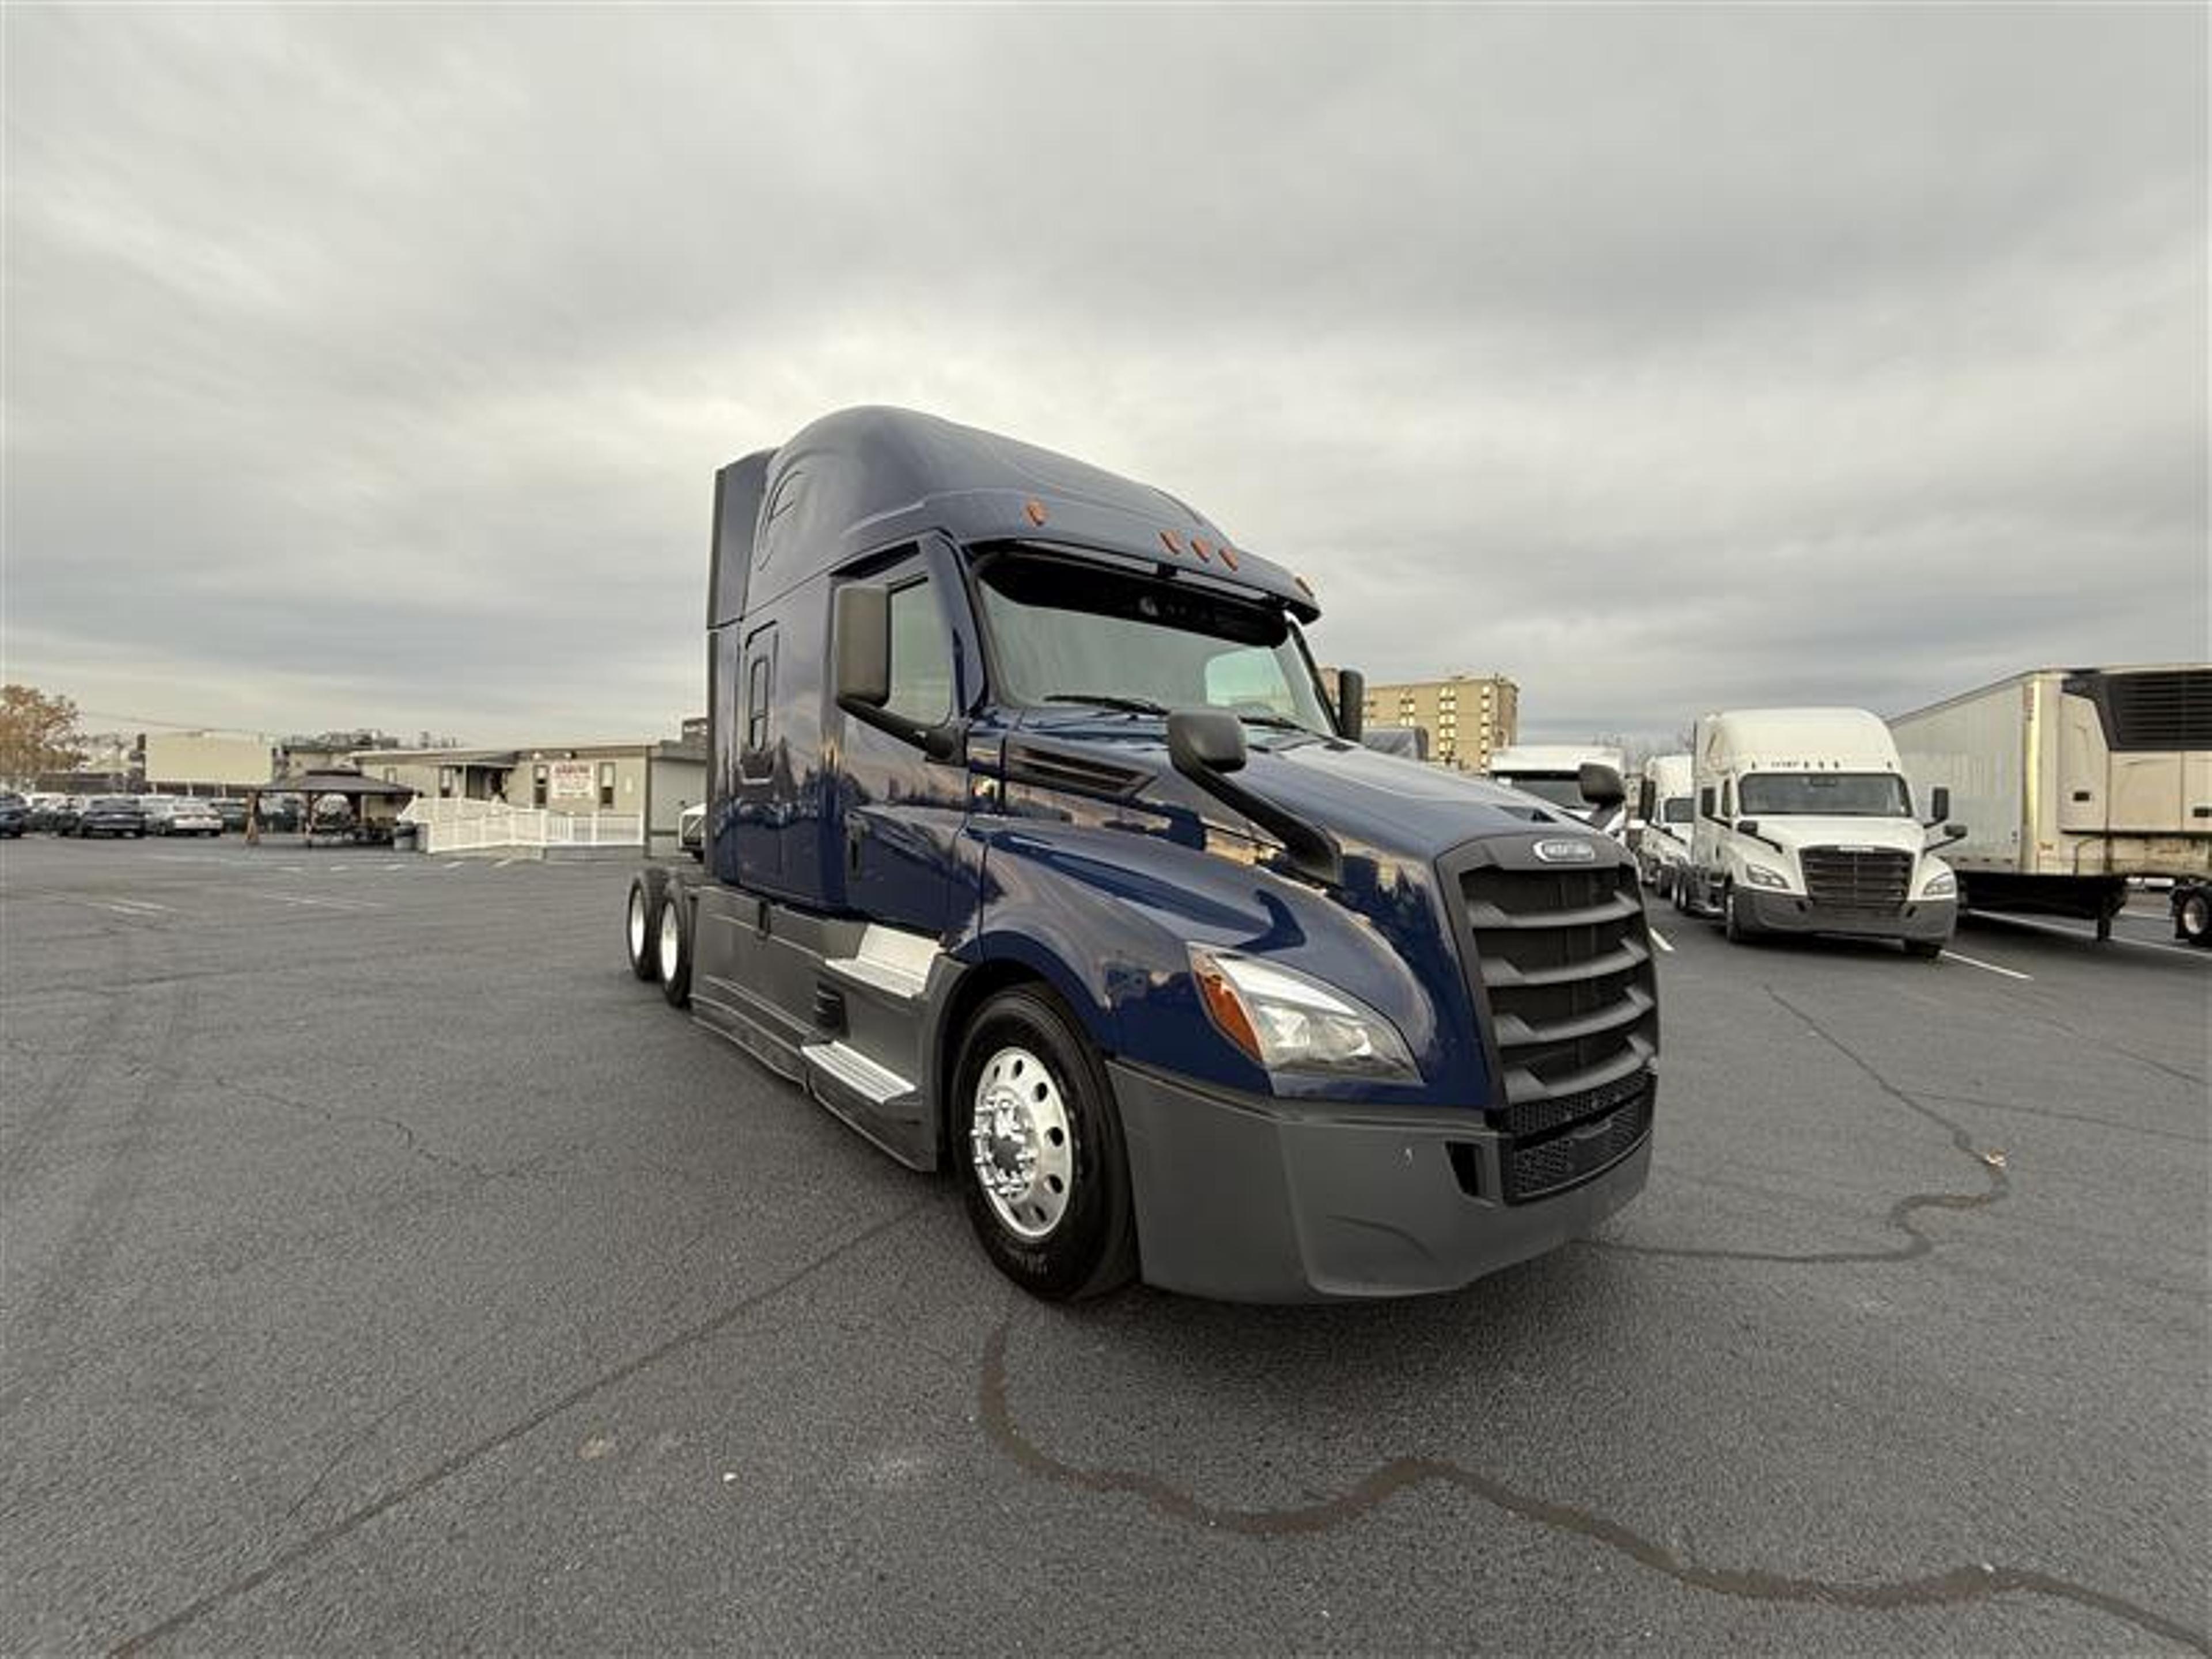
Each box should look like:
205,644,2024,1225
0,684,85,786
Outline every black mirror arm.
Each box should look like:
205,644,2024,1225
1171,755,1342,885
1928,823,1968,851
838,695,967,762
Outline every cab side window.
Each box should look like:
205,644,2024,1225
885,579,955,726
1699,786,1715,819
741,624,777,774
1721,779,1736,818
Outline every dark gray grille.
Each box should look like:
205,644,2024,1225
1459,861,1658,1108
1800,847,1911,914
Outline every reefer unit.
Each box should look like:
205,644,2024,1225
1889,665,2212,937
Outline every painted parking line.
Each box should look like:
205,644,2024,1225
1940,948,2033,982
1647,926,1675,954
444,861,464,870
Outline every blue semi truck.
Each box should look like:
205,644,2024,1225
623,408,1657,1301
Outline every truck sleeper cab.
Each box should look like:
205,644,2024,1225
1634,753,1694,903
623,408,1656,1302
1684,707,1960,957
1487,745,1630,839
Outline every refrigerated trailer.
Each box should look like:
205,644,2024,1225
1889,665,2212,944
620,407,1656,1302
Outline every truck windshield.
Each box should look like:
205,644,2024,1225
974,555,1332,734
1738,772,1911,816
1498,774,1587,809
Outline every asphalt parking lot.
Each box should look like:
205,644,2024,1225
2,836,2205,1656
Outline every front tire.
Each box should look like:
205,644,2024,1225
1722,882,1758,944
953,986,1136,1301
1904,938,1943,960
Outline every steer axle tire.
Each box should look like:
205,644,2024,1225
953,986,1136,1301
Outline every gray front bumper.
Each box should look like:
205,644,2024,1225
1739,891,1957,942
1109,1062,1652,1303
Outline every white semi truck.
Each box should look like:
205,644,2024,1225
1487,744,1630,836
1681,707,1960,957
1633,753,1694,903
1889,665,2211,945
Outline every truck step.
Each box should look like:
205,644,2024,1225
801,1040,916,1109
821,924,937,1002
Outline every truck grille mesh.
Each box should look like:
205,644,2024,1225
1799,847,1912,915
1502,1081,1653,1203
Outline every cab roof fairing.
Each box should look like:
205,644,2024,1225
710,406,1319,627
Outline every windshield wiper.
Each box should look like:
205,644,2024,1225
1043,693,1171,716
1233,712,1320,734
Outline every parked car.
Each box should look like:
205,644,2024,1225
145,797,223,836
75,796,147,838
256,796,302,832
214,798,249,832
44,797,85,835
0,793,27,837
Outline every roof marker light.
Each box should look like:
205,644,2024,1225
1218,545,1239,570
1024,498,1048,527
1160,529,1183,554
1190,537,1213,562
1294,574,1314,597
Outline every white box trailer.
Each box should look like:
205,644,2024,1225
1888,665,2212,944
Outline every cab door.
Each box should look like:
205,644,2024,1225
835,546,971,936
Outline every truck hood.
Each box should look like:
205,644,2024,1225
1746,817,1934,859
1012,716,1583,863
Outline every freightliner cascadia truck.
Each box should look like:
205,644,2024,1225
1889,665,2212,945
622,408,1657,1301
1680,707,1961,956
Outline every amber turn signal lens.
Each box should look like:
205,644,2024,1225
1025,498,1048,526
1194,959,1263,1063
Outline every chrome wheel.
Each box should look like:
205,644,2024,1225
657,896,683,983
627,887,649,964
969,1046,1073,1240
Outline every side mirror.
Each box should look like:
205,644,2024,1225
1736,819,1760,838
1927,786,1950,823
833,584,890,710
1334,668,1365,742
1167,708,1248,777
1578,761,1625,809
1944,822,1965,839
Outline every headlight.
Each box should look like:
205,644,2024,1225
1922,871,1956,899
1743,863,1791,890
1188,948,1418,1081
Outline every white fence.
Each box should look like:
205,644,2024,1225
402,798,643,854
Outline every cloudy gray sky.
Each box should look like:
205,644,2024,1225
6,5,2205,749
